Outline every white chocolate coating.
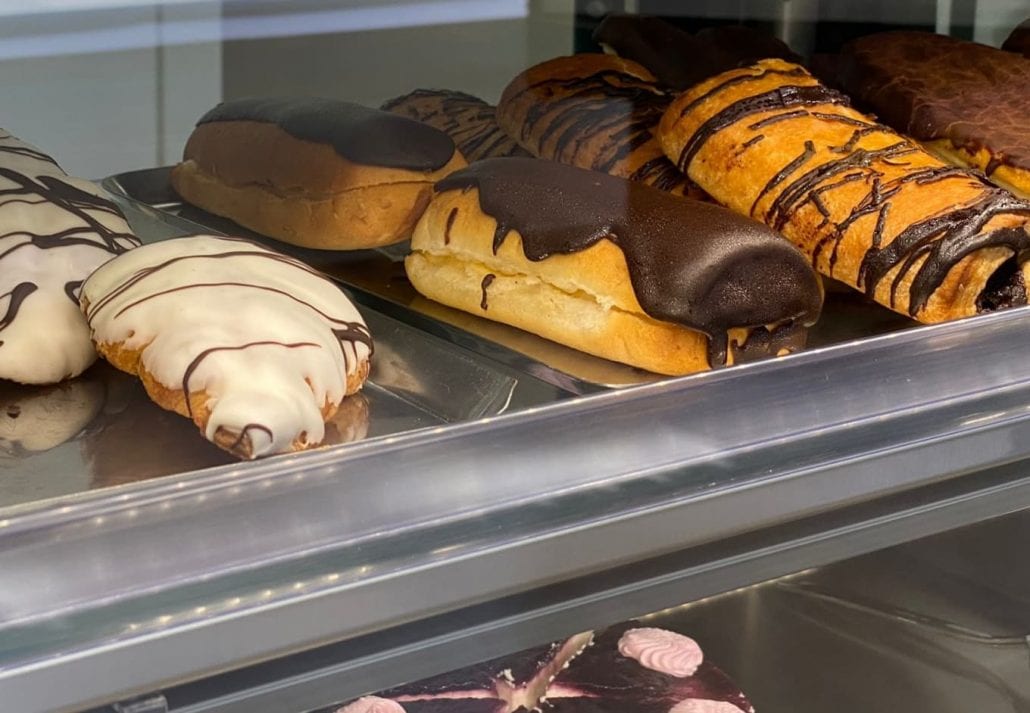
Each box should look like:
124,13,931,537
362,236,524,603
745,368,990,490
669,699,749,713
0,129,140,384
337,698,407,713
81,235,373,458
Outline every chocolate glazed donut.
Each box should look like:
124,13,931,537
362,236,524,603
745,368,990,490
496,55,707,200
659,59,1030,324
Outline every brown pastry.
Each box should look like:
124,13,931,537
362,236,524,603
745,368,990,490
381,89,530,162
1003,19,1030,57
834,31,1030,197
658,58,1030,324
593,13,800,90
171,97,466,250
496,55,706,200
405,158,822,376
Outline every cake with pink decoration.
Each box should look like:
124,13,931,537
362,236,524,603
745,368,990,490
331,623,754,713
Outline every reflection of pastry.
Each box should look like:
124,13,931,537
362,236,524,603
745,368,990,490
382,90,530,162
593,13,799,91
496,55,704,200
658,59,1030,323
833,32,1030,198
0,377,104,455
406,158,822,376
171,97,466,250
0,129,140,384
81,235,373,459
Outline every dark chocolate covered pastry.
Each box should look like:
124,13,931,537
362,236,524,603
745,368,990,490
382,89,530,162
1002,19,1030,57
496,54,705,200
834,31,1030,198
658,58,1030,324
171,97,466,250
593,13,799,91
406,158,822,375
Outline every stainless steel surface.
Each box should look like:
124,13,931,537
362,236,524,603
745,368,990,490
7,289,1030,711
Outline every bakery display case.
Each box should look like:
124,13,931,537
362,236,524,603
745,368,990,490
2,1,1030,712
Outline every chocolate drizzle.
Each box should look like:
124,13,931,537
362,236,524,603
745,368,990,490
500,60,698,197
677,83,850,170
381,89,529,162
198,97,455,171
480,274,495,310
444,207,458,245
0,283,37,340
437,158,821,366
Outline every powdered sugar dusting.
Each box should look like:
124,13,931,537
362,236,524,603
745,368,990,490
617,628,703,678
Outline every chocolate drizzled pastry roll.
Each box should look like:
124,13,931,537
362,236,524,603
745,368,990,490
496,55,705,200
593,13,800,91
658,59,1030,323
405,158,822,376
381,89,530,162
1003,19,1030,57
171,97,466,251
833,32,1030,198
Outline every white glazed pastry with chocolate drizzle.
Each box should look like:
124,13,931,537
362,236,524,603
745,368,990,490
0,130,140,384
80,235,372,459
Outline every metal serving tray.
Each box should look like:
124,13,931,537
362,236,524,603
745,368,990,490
8,169,1030,713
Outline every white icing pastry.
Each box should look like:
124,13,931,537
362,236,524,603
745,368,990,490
337,697,407,713
0,129,139,384
618,628,703,678
80,234,373,458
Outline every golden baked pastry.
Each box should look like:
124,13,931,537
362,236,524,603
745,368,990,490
405,158,822,376
171,98,466,250
833,32,1030,198
381,89,530,162
658,58,1030,323
496,55,706,200
81,235,373,459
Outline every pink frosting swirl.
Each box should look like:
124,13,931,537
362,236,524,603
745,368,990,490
669,699,749,713
617,628,704,678
337,697,407,713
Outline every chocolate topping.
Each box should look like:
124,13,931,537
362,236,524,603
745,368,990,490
593,14,800,90
381,89,530,162
1003,19,1030,58
436,158,822,366
198,97,455,171
835,32,1030,173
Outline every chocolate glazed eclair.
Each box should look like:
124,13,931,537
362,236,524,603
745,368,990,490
405,158,822,376
171,97,466,250
658,59,1030,323
496,55,707,200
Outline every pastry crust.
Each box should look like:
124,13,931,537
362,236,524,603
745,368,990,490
171,116,465,250
382,89,530,162
496,54,706,200
658,59,1030,323
406,161,821,376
